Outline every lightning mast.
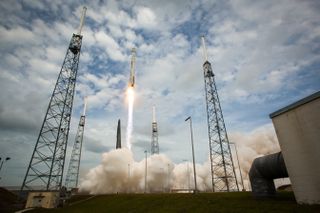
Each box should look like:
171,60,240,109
151,106,159,154
65,98,87,189
21,7,87,191
201,36,239,192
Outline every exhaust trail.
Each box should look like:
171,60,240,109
126,86,134,150
126,48,136,150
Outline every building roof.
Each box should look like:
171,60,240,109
269,91,320,118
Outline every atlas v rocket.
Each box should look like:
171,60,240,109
129,48,136,87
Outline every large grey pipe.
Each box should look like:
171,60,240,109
249,152,288,197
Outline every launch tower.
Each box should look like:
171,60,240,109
21,7,87,191
201,36,239,192
151,106,159,154
65,98,87,189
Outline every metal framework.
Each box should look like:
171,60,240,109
202,36,239,192
65,112,86,189
21,7,86,191
151,106,159,154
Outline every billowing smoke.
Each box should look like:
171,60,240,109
79,148,213,194
80,124,281,193
229,124,281,189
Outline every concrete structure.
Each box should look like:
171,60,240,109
25,191,60,208
270,91,320,204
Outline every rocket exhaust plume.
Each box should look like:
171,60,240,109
126,87,134,150
126,48,136,150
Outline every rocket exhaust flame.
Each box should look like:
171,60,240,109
126,48,136,150
126,86,134,150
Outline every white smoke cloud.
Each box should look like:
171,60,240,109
80,148,172,193
79,148,213,194
80,124,281,194
229,124,281,189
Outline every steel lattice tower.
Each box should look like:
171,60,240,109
21,7,87,191
151,106,159,154
201,36,239,192
65,99,87,189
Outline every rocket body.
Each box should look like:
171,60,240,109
129,48,136,87
129,71,135,87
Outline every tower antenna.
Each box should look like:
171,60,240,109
77,7,87,35
83,96,87,116
201,35,208,62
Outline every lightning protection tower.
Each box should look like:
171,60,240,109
65,98,87,189
21,7,87,191
151,106,159,154
201,36,239,192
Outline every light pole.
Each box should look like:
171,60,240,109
160,168,164,192
0,157,10,180
167,163,170,193
185,116,198,193
246,173,251,191
128,163,130,192
144,150,147,193
230,142,245,191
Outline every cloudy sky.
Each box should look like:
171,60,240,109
0,0,319,187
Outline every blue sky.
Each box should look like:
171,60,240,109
0,0,319,187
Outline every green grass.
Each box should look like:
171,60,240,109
29,192,320,213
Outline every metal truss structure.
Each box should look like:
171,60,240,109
202,37,239,192
65,113,86,189
151,107,159,154
21,7,86,191
151,122,159,154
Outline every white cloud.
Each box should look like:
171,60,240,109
95,30,126,61
204,0,320,103
0,26,36,47
124,29,137,42
22,0,45,10
45,46,65,63
108,24,123,38
135,7,157,29
77,73,125,111
4,54,23,69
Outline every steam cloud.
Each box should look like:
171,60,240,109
80,124,281,194
229,124,281,189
